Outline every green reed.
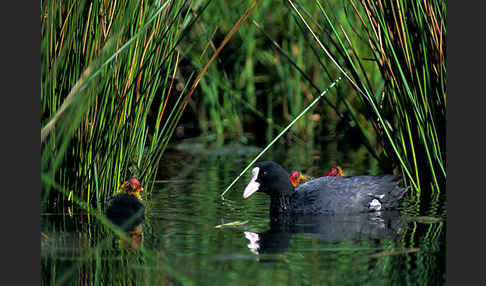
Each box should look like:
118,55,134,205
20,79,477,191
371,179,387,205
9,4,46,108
41,0,446,208
282,0,446,197
188,0,330,142
197,0,445,204
184,1,385,166
41,0,209,210
221,76,343,199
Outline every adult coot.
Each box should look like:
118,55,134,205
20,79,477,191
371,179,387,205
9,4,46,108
243,161,407,215
106,178,145,228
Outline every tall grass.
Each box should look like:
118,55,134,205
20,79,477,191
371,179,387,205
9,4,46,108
183,1,385,161
191,0,445,203
40,0,209,211
227,0,445,199
354,0,446,197
295,0,446,198
41,0,446,210
185,0,332,142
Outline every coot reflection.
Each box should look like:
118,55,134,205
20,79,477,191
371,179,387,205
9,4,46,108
244,211,406,257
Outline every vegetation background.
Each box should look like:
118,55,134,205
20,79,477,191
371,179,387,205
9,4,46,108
40,1,446,284
41,0,445,215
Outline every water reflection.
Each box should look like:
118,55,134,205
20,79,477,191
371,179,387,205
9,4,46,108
106,208,145,250
243,211,406,256
115,222,144,250
41,145,446,285
107,208,145,249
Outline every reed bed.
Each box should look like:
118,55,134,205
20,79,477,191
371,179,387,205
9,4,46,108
192,0,445,203
301,0,446,198
185,0,388,159
41,0,209,211
41,2,445,283
41,0,446,211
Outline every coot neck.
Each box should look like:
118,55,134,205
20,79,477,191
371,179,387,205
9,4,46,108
269,194,293,216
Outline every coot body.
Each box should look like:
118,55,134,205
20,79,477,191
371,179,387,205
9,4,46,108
106,193,144,218
243,161,407,216
106,178,145,228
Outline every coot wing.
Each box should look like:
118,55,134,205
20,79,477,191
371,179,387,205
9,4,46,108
292,175,405,214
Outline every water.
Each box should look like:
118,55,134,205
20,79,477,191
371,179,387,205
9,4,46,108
41,143,446,285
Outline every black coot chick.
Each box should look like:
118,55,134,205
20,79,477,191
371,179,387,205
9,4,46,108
106,178,145,229
243,161,408,215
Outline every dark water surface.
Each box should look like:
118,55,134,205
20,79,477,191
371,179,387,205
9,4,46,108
41,144,446,285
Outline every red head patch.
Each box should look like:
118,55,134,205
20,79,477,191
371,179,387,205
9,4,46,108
128,178,143,193
129,177,141,186
325,167,343,177
289,171,304,187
